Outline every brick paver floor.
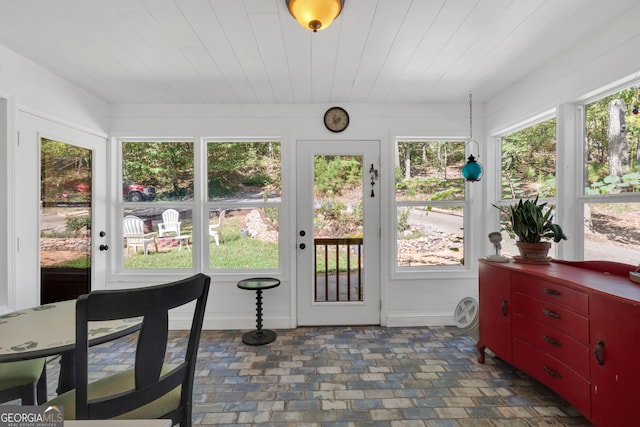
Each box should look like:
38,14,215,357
43,326,592,426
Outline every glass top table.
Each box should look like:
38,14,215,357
237,277,280,345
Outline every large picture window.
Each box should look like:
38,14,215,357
395,140,465,267
583,86,640,264
118,139,283,272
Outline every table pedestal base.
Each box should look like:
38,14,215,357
242,329,277,346
237,278,280,346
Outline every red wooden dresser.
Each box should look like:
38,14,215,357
477,259,640,427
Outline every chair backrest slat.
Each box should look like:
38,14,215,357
74,274,210,425
123,215,144,236
162,209,179,224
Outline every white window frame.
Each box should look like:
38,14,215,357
114,137,197,275
577,81,640,262
392,137,471,275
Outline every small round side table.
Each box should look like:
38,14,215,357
237,277,280,345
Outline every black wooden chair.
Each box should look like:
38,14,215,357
46,274,210,427
0,359,47,405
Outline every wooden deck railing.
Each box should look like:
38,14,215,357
314,237,363,302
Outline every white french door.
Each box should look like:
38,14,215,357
15,111,106,308
296,140,380,325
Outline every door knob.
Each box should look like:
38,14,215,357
299,243,306,249
99,244,109,251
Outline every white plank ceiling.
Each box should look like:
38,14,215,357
0,0,636,104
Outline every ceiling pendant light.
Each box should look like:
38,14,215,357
461,92,483,182
286,0,344,32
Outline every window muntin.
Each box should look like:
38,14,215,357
395,140,466,267
501,118,557,200
207,141,281,270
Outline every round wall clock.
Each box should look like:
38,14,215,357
323,107,350,133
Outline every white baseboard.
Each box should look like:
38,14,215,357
171,315,292,331
171,314,456,330
384,313,454,327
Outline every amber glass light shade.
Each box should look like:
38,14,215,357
287,0,344,32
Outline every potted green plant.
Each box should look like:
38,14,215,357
494,197,567,262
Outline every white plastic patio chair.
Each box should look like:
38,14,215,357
123,215,158,255
158,208,182,237
209,210,226,245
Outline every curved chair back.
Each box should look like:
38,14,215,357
123,215,157,255
209,210,226,245
47,274,210,426
158,209,181,237
123,215,144,235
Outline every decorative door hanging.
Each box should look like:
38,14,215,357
369,164,379,197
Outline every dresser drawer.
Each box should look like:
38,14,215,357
513,338,591,418
513,275,588,314
513,313,589,379
512,292,589,344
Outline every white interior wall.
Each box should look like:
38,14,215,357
485,9,640,136
109,103,482,329
0,44,109,133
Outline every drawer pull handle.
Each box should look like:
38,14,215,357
500,299,508,317
542,309,560,319
544,365,562,380
594,341,606,366
543,335,562,347
542,287,561,296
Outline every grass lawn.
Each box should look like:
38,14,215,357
124,217,279,269
51,217,359,272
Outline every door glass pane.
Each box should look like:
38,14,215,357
40,138,91,303
313,155,363,302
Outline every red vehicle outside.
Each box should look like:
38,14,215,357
123,182,156,202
